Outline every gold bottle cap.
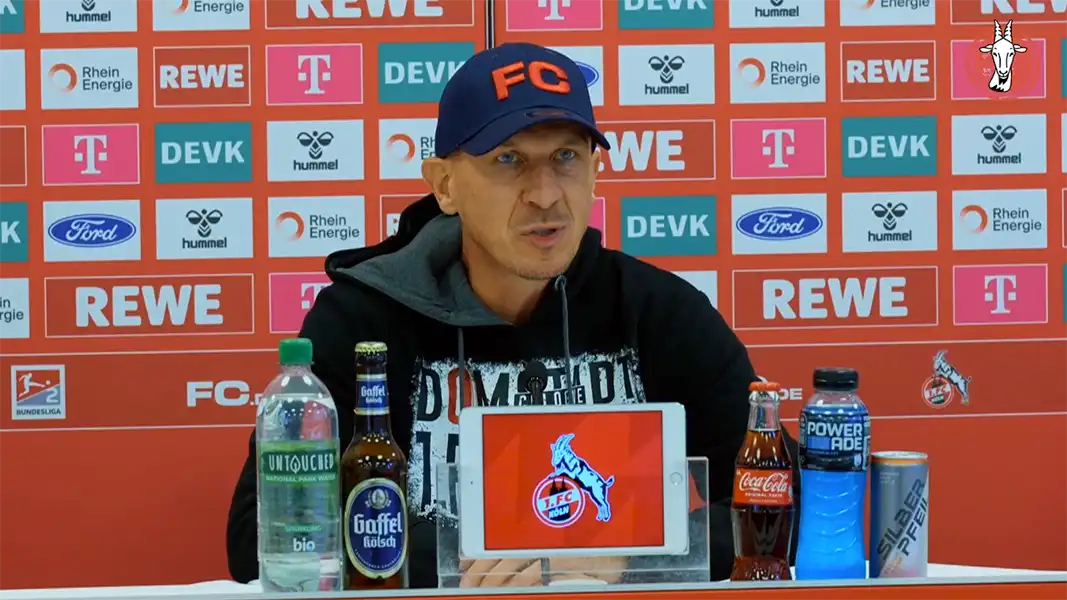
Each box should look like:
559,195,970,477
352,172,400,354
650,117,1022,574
355,341,388,354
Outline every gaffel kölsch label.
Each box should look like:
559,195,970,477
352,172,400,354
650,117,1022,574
356,373,388,414
344,477,407,578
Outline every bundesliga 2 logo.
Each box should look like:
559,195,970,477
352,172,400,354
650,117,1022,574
532,433,615,528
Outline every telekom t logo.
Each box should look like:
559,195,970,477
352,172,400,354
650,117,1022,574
73,135,107,175
983,274,1016,314
300,282,329,309
762,129,795,169
538,0,569,20
297,54,331,95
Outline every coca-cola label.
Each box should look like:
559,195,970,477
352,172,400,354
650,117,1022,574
732,468,793,507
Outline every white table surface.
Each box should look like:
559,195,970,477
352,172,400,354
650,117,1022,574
2,563,1065,599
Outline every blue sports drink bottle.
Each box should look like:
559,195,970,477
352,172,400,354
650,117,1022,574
795,367,871,580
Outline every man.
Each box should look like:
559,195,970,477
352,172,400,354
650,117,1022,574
226,42,800,587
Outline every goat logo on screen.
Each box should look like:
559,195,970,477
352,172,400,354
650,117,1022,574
977,20,1027,93
531,433,615,528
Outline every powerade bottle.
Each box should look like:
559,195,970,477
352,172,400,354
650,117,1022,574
795,367,871,580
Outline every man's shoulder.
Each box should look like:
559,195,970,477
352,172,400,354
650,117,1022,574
598,248,712,307
300,276,411,351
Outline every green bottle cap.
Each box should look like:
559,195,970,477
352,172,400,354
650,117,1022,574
279,338,313,366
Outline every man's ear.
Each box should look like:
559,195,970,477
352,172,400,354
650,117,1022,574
421,157,458,215
590,148,601,198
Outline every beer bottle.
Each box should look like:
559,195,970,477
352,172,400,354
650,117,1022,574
340,342,409,590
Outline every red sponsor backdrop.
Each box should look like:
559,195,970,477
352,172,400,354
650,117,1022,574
0,0,1065,592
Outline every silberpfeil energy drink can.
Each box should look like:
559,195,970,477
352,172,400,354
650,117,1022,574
869,451,929,578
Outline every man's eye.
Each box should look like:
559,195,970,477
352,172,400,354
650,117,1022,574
496,152,519,164
556,149,577,161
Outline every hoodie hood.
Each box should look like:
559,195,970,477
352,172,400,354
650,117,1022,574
323,193,602,328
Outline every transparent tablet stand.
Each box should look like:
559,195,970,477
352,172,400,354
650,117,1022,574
435,458,710,587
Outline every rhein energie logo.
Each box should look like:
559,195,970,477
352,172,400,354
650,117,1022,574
532,433,614,528
978,20,1027,93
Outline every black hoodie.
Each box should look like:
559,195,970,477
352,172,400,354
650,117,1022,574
226,194,801,586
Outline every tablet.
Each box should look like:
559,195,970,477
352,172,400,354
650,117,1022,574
457,403,689,559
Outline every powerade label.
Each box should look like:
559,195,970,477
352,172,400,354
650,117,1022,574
356,373,388,415
344,477,407,578
257,440,340,554
798,406,871,471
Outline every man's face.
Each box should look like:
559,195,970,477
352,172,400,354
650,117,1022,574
443,123,600,281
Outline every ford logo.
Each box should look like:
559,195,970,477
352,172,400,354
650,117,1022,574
47,214,137,248
736,207,823,241
575,61,600,87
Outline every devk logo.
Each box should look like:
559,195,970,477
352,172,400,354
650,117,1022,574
978,20,1027,93
532,433,614,528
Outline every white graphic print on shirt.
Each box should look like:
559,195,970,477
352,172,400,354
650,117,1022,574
406,348,647,519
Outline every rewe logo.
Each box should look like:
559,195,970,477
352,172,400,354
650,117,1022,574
506,0,603,31
620,195,717,257
154,46,251,107
952,264,1048,325
732,266,940,330
155,121,252,183
841,41,936,102
618,0,715,30
951,37,1045,100
950,0,1067,25
265,0,474,29
266,44,364,106
598,120,715,182
730,118,826,179
42,124,140,186
43,274,256,338
841,116,937,177
378,42,473,104
269,272,332,333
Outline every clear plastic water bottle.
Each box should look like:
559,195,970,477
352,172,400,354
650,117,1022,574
257,338,342,592
795,367,871,580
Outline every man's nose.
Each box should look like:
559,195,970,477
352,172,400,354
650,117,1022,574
522,165,564,209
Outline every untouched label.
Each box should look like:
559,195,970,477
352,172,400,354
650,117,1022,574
344,477,407,579
798,406,871,471
257,440,341,554
733,468,793,506
356,373,388,415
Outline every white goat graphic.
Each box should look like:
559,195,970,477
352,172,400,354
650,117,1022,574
978,20,1027,93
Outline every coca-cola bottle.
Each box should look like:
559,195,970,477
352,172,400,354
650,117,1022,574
730,381,795,581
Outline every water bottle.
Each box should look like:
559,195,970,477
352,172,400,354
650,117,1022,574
795,367,871,580
257,338,342,592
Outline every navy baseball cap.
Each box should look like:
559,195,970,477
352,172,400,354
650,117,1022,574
434,42,611,158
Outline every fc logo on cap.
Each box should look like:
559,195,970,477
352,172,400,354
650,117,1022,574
491,61,571,100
